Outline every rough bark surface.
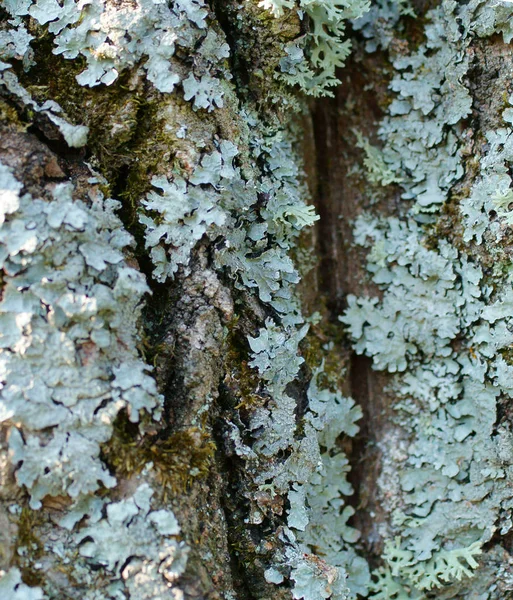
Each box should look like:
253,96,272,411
2,1,513,600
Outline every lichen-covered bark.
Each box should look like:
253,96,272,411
2,1,513,600
313,2,513,597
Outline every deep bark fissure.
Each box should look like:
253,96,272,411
308,47,398,563
208,1,251,95
212,411,258,600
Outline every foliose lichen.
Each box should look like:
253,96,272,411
352,0,414,53
261,0,371,97
1,1,368,599
0,567,44,600
341,0,513,596
0,161,163,508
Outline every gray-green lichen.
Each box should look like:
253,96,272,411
75,481,188,599
0,161,162,508
352,0,414,53
261,360,368,599
341,0,513,597
261,0,371,97
5,0,513,599
0,567,44,599
7,0,209,90
0,0,368,598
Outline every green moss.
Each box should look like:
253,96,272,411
14,506,44,588
0,98,28,130
101,412,216,497
16,24,158,185
302,312,350,391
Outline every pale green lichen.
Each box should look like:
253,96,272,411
0,162,162,508
354,131,403,187
261,0,371,97
373,538,482,594
341,0,513,596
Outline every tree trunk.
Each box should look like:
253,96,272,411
2,1,513,599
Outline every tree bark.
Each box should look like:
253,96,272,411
2,1,513,599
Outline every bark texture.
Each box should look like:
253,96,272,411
2,1,513,600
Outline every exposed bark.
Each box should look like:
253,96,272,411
2,1,513,599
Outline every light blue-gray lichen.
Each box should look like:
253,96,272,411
140,102,367,597
0,15,181,588
18,475,186,599
262,364,368,600
461,99,513,243
139,140,236,280
7,0,207,90
4,0,230,119
9,0,501,598
341,0,513,596
352,0,414,53
0,568,45,600
0,2,368,600
15,0,512,598
0,19,34,70
341,216,481,372
76,482,187,596
0,156,182,597
364,0,473,216
0,162,162,508
261,0,371,97
247,318,308,456
206,121,368,598
298,369,369,597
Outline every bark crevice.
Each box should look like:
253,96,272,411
309,46,398,562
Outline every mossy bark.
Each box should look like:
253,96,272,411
2,1,513,599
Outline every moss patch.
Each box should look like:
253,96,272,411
101,412,216,497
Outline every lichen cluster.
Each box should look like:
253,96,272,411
0,161,165,503
0,0,368,598
2,0,513,599
341,0,513,597
261,0,371,96
0,157,187,596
